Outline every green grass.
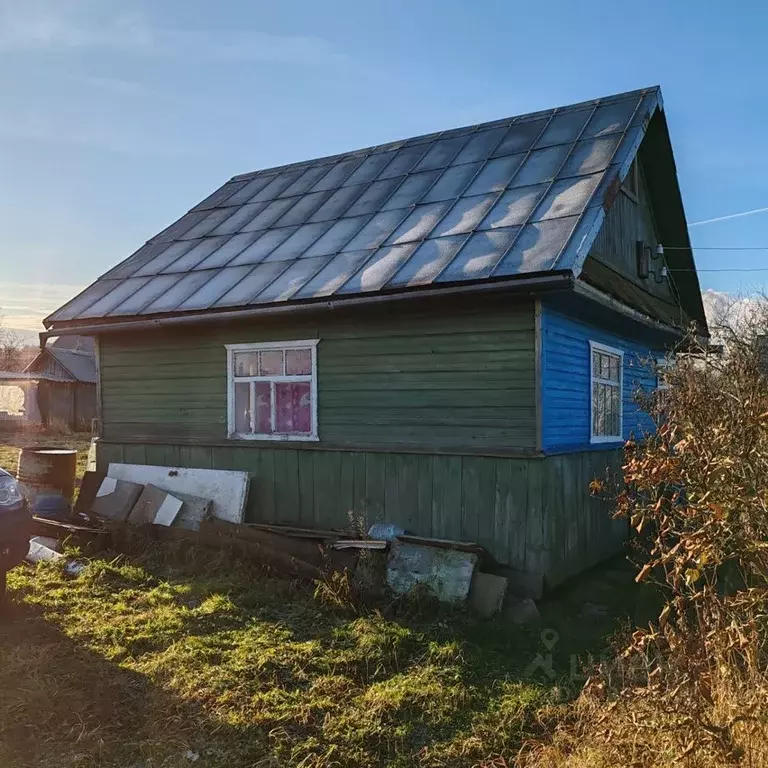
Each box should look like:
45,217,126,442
0,429,93,480
0,545,638,768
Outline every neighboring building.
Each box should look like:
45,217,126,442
0,336,97,431
43,86,707,593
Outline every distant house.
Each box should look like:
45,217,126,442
44,86,707,593
0,336,97,431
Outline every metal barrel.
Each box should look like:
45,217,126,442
16,447,78,509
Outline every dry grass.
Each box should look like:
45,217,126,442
0,428,93,480
0,545,638,768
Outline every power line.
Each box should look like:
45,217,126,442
665,246,768,251
670,268,768,273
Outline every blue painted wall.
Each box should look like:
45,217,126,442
541,305,663,454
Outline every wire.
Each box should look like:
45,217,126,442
669,268,768,273
665,246,768,251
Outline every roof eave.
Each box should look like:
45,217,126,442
43,271,574,338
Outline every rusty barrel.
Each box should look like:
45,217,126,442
17,447,78,509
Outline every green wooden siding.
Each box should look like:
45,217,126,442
590,162,676,305
96,440,626,587
99,301,536,452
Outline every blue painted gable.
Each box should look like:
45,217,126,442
540,305,664,454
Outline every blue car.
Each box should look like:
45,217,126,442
0,468,31,601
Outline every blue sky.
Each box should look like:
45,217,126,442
1,0,767,336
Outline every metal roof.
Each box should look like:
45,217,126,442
47,348,98,383
46,87,662,328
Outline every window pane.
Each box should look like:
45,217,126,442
276,382,311,433
234,382,251,433
234,352,259,377
286,348,311,375
260,350,283,375
255,382,273,434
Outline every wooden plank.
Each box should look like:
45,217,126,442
122,444,146,465
252,450,275,523
443,456,463,541
274,449,300,526
416,455,433,537
351,452,367,526
384,453,400,524
431,455,447,538
187,445,213,469
524,458,545,576
297,451,315,527
144,445,166,466
338,452,355,527
365,453,386,525
461,456,482,543
313,451,340,529
493,459,512,566
164,444,181,468
508,459,529,571
398,453,420,534
475,458,497,555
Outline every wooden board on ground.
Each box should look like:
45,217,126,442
91,478,144,523
386,540,478,603
107,463,249,524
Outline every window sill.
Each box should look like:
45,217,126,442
228,433,319,442
589,436,623,445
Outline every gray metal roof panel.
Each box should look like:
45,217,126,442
46,87,662,326
46,348,98,383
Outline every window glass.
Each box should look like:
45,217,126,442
229,342,317,440
591,345,622,440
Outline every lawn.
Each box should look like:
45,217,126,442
0,542,640,768
0,429,93,480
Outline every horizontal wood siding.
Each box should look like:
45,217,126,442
541,305,661,453
99,302,536,452
97,441,626,587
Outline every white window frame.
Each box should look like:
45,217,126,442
226,339,319,442
589,340,624,444
656,357,673,392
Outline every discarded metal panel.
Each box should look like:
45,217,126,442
107,463,249,524
91,477,143,523
386,540,478,603
127,485,181,526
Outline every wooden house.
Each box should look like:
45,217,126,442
43,87,707,593
0,337,97,431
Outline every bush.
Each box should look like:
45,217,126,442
524,314,768,767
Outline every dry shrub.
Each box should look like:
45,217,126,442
524,306,768,767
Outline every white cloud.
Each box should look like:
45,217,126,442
0,3,351,67
0,281,85,332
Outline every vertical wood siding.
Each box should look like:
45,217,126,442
97,441,627,588
99,302,536,452
540,305,661,454
590,162,676,304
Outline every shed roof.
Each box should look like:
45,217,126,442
47,348,98,383
47,87,691,329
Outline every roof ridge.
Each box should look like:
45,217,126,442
229,86,659,184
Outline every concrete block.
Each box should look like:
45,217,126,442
469,572,508,619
